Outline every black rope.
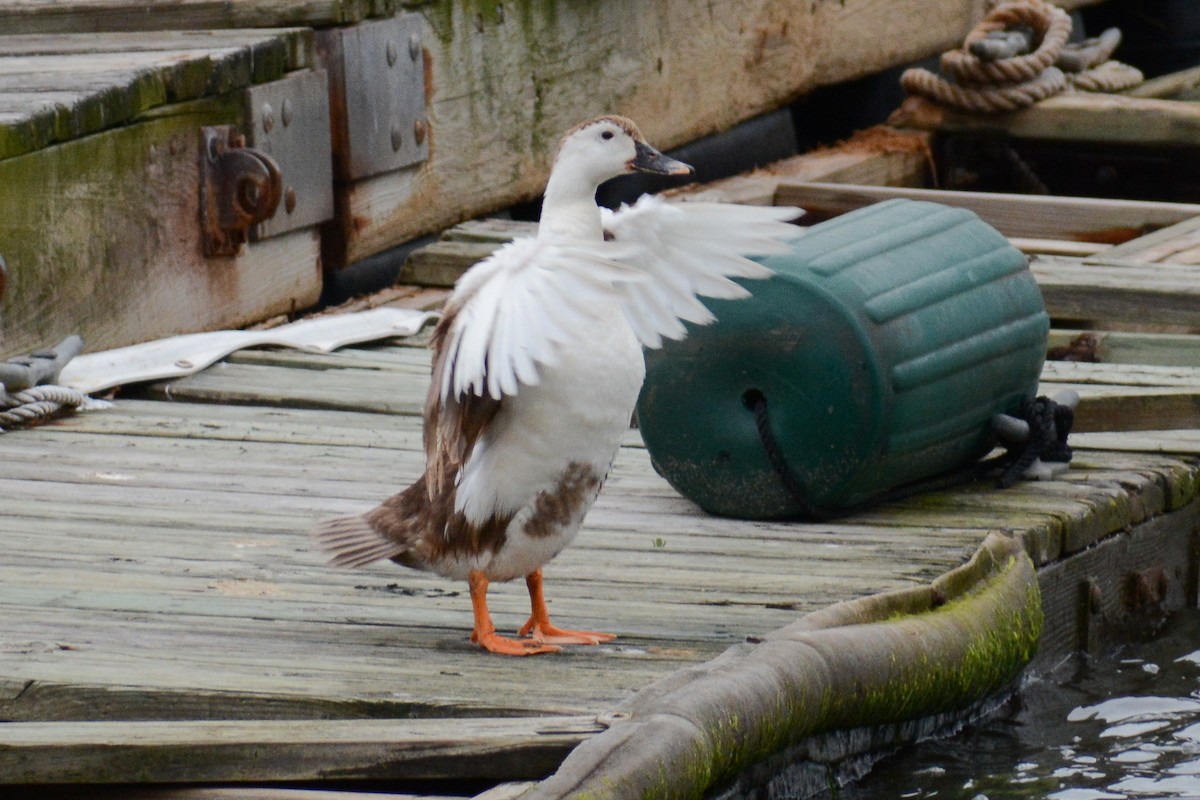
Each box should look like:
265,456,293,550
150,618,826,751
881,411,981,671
746,389,1075,520
995,395,1074,489
746,390,832,520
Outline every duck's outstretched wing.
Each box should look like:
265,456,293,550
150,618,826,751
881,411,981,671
600,196,803,348
438,199,802,405
436,236,646,402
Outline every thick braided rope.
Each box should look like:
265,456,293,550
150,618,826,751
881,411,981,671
901,64,1067,113
1070,60,1144,93
0,384,88,431
943,1,1072,85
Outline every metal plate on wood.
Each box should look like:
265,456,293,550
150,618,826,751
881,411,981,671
245,69,334,240
318,13,429,181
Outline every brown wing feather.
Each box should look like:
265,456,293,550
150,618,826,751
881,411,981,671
314,294,510,571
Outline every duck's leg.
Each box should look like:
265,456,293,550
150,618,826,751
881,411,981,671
518,568,616,646
468,570,559,655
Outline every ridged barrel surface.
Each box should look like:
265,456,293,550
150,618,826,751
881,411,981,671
637,198,1048,518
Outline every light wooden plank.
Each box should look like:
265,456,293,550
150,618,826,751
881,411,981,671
1047,330,1200,368
1126,65,1200,100
1073,430,1200,456
142,360,429,415
890,92,1200,148
774,182,1200,243
1031,256,1200,329
1091,215,1200,264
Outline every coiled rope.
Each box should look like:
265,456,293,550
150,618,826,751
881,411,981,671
0,334,100,433
901,0,1142,113
0,385,90,432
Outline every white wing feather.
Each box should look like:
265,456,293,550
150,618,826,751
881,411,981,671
600,197,802,348
439,237,647,401
441,198,802,401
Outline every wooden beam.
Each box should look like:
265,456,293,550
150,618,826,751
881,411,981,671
0,1,394,32
328,0,1100,266
774,182,1200,243
0,30,311,160
0,95,322,359
0,716,600,784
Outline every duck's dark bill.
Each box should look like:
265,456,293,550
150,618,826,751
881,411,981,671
630,141,694,176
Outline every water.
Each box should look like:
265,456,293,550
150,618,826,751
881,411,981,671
838,609,1200,799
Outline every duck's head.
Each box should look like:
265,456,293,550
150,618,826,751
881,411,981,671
552,116,694,186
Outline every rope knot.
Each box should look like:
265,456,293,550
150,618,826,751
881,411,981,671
993,390,1078,488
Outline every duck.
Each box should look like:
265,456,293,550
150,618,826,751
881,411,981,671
315,115,802,655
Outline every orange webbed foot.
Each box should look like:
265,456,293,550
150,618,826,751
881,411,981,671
471,628,561,656
519,568,617,647
518,619,616,646
468,569,560,656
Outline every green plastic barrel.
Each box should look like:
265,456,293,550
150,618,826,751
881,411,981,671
637,198,1049,519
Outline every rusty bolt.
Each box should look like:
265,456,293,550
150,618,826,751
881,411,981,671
386,39,398,67
281,98,293,127
285,188,297,215
1128,566,1170,612
409,31,421,60
262,103,276,134
390,122,404,152
414,119,428,146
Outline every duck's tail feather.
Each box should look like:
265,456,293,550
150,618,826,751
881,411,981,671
313,514,406,568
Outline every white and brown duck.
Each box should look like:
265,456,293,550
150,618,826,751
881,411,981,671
316,115,802,655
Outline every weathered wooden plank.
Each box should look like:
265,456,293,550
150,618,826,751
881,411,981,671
142,361,429,415
0,30,310,160
0,30,313,62
0,95,323,359
1047,330,1200,368
0,716,600,784
890,92,1200,148
1073,430,1200,456
1031,256,1200,329
1126,65,1200,101
119,788,450,800
1092,215,1200,264
774,182,1200,243
0,1,395,32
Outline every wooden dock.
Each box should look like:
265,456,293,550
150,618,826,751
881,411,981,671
5,1,1200,796
3,257,1200,794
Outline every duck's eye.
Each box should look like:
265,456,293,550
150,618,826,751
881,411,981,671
601,130,614,141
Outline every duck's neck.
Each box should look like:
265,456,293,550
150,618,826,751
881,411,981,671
538,167,605,241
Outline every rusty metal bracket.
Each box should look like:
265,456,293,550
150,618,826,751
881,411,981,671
317,13,429,181
200,126,283,257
